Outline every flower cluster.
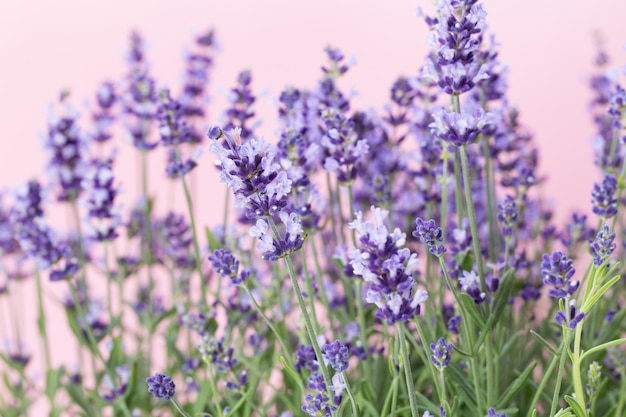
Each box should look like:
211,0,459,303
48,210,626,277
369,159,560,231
420,0,490,95
208,248,250,285
349,206,428,324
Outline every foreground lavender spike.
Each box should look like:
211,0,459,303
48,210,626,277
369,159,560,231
541,251,578,299
591,174,618,218
589,225,616,266
147,372,176,401
413,218,446,255
321,340,349,372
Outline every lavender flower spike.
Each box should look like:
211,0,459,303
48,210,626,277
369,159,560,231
146,372,176,401
591,174,618,218
208,248,250,285
413,218,446,255
430,337,453,369
589,225,616,266
321,340,349,372
349,206,428,324
541,251,578,299
429,107,494,147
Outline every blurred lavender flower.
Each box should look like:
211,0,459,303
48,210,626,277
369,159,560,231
157,89,200,177
589,225,616,266
122,31,159,151
591,174,618,218
90,81,116,144
11,181,78,281
101,365,130,402
223,69,257,139
146,372,175,401
81,157,120,242
45,101,87,202
497,195,517,237
208,248,250,285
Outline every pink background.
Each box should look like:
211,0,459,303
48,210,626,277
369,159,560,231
1,0,626,223
0,0,625,409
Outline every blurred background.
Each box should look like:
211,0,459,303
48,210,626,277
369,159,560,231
1,0,626,224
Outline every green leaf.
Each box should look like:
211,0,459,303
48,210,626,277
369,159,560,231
582,275,621,312
458,294,485,330
564,395,586,417
496,361,537,408
446,364,478,410
45,367,64,401
65,384,98,417
530,330,558,355
108,337,124,368
205,226,222,251
193,376,214,414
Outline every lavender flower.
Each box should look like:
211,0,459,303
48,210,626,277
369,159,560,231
223,69,257,139
208,248,250,285
81,157,119,242
11,181,78,281
589,225,616,266
591,175,618,218
541,251,579,299
420,0,490,95
497,195,517,237
157,89,199,177
430,337,453,369
122,31,158,151
349,206,428,324
90,81,116,143
555,300,585,330
146,372,176,401
101,365,130,402
209,127,292,219
248,213,304,261
413,218,446,255
430,108,494,147
45,102,87,201
321,340,349,372
459,270,486,304
486,408,506,417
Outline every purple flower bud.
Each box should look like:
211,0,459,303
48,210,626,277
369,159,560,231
497,195,517,237
146,372,175,401
591,175,618,218
413,218,447,255
541,251,577,299
321,340,350,372
589,225,616,266
430,337,453,369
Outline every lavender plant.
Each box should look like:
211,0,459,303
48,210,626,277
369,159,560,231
2,2,626,417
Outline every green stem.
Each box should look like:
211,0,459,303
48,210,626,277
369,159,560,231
34,269,51,371
241,285,295,370
459,145,486,289
326,173,339,245
171,398,192,417
342,372,359,417
482,136,498,261
550,335,570,417
413,318,443,401
180,170,209,304
526,343,561,417
396,323,420,417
